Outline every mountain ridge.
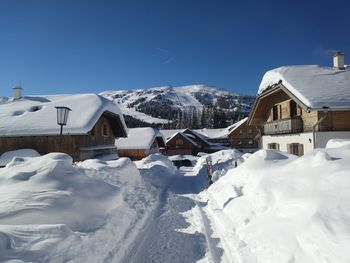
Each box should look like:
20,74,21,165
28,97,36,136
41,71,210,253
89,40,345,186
101,84,255,128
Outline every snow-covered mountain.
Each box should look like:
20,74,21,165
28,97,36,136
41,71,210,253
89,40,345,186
100,84,255,127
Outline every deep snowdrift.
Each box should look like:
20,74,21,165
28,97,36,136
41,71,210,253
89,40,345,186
0,153,168,262
0,149,40,166
200,147,350,263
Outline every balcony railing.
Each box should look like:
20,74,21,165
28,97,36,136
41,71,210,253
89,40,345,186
264,117,303,135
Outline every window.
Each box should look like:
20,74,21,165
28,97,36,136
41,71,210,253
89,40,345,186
272,105,279,121
101,123,109,137
248,129,252,134
239,129,243,134
248,139,253,145
290,100,297,118
176,139,183,149
287,143,304,156
268,143,280,150
238,140,242,145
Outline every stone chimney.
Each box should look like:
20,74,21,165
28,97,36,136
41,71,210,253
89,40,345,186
333,51,345,69
13,85,23,100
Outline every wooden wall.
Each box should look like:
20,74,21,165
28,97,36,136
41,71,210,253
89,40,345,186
266,99,303,122
166,134,195,156
0,115,117,161
228,122,259,148
319,111,350,131
117,149,149,160
253,86,350,134
264,98,319,132
301,109,318,132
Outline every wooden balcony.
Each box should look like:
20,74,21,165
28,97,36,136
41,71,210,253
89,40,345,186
264,117,303,135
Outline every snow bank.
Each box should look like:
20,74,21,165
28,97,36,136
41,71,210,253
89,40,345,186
326,138,350,149
77,157,142,186
0,153,157,262
135,153,177,189
193,149,243,190
0,153,118,231
201,148,350,263
0,149,40,166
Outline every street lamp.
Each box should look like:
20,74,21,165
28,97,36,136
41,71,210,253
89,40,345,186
55,106,71,152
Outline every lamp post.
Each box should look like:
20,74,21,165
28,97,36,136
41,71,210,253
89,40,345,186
55,106,71,152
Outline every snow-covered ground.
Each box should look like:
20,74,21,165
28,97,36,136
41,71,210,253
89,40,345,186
197,144,350,263
0,153,170,262
1,144,350,263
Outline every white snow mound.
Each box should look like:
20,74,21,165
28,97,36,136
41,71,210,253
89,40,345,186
0,149,40,167
201,147,350,263
326,138,350,149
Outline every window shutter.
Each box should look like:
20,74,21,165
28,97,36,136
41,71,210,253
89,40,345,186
287,144,291,154
279,105,282,119
298,144,304,156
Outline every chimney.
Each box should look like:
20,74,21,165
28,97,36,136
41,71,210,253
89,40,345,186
333,51,345,69
13,85,23,100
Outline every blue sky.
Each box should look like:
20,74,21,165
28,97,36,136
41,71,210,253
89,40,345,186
0,0,349,97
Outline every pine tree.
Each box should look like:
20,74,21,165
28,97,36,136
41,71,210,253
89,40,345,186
176,110,183,129
200,106,206,128
192,108,199,129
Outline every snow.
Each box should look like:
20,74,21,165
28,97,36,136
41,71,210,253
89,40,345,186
326,138,350,149
160,129,182,140
116,127,165,150
101,84,253,125
0,93,127,136
161,118,248,141
258,65,350,109
197,117,248,140
0,153,153,261
101,88,172,124
173,86,204,108
198,147,350,262
1,136,350,262
166,132,198,146
112,101,170,124
0,149,40,166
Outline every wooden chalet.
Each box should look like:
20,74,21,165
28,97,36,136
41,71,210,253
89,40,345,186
0,92,127,161
166,131,199,156
248,52,350,156
165,128,226,156
227,118,259,152
116,127,166,160
194,119,259,153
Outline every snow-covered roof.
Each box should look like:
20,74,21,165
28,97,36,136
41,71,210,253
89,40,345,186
183,129,211,145
196,118,248,139
196,128,228,139
227,117,248,135
0,93,127,136
160,129,181,140
166,132,198,147
258,65,350,109
116,127,165,150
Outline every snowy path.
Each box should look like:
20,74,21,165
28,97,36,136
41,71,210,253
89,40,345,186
116,167,224,263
